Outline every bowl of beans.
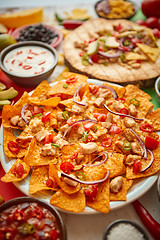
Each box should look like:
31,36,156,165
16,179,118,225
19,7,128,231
95,0,138,20
0,197,67,240
11,23,63,48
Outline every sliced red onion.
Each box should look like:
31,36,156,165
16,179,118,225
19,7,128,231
83,151,108,167
119,37,134,51
100,85,118,99
140,149,154,173
63,119,98,138
73,84,86,106
103,104,143,121
129,128,147,159
88,57,93,65
21,104,30,124
98,50,122,58
61,170,110,185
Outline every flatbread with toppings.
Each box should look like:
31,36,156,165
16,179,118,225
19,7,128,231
63,18,160,85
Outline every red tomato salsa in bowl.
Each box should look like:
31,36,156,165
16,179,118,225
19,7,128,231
0,197,66,240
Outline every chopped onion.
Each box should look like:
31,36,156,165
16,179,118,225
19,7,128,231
119,37,134,51
73,84,86,106
61,170,110,185
103,104,143,121
21,104,30,124
129,128,147,159
140,149,154,173
100,85,118,99
83,151,108,167
63,119,98,138
98,50,122,58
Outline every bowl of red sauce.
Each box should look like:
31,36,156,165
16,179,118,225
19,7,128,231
0,197,67,240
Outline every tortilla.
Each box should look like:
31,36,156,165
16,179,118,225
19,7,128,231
63,18,160,85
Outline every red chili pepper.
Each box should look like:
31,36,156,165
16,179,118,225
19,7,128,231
42,112,51,123
89,85,100,95
22,65,32,70
39,61,46,65
132,200,160,240
145,136,159,150
13,208,25,221
60,161,74,173
119,108,129,115
101,137,112,147
71,152,78,160
46,178,54,187
8,141,20,154
133,160,142,173
34,67,44,74
32,209,43,220
86,135,94,143
27,56,33,59
11,59,15,64
140,123,154,133
62,20,84,30
110,124,122,134
66,76,77,84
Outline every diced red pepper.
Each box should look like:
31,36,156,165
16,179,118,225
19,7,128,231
133,160,142,173
43,134,54,145
13,208,25,221
91,53,98,63
42,112,51,123
115,23,123,32
8,141,20,154
60,161,74,173
110,124,122,134
145,136,159,150
101,137,112,147
140,123,154,133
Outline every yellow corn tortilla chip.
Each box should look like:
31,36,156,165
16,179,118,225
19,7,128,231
24,138,58,166
124,84,152,101
83,165,108,181
50,189,86,213
125,52,147,61
86,179,110,213
110,178,133,201
1,159,30,182
28,96,61,107
29,165,57,194
3,129,28,158
137,43,160,62
146,108,160,131
105,153,125,178
30,80,52,98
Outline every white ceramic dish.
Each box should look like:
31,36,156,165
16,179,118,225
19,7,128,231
0,79,158,214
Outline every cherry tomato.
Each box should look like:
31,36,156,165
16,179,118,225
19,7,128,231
66,76,77,84
152,28,160,38
145,17,160,29
83,122,96,131
93,113,107,122
60,161,74,173
141,0,160,18
145,136,159,150
31,106,44,116
91,53,98,63
43,134,54,145
85,184,98,201
13,208,25,221
101,137,112,147
110,124,122,134
71,152,78,160
50,229,59,240
32,209,43,220
8,141,20,154
133,160,142,173
135,19,148,27
42,111,51,123
46,178,54,187
89,85,100,95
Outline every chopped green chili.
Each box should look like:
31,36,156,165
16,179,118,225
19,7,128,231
82,131,88,142
63,83,68,89
91,125,98,132
62,111,70,120
75,171,86,181
130,98,140,106
51,143,60,148
21,223,35,235
120,53,125,62
123,40,131,46
123,140,131,151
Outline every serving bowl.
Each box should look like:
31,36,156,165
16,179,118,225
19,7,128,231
0,197,67,240
95,0,138,20
0,41,58,87
103,219,149,240
155,76,160,103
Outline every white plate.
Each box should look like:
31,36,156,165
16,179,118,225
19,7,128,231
0,79,158,214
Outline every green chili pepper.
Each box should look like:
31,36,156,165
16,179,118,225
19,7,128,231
123,40,131,46
51,143,60,148
21,223,35,235
123,140,131,151
63,83,68,89
82,59,89,66
55,12,64,24
136,33,143,39
91,125,98,132
62,111,70,120
130,98,140,106
32,113,43,118
120,53,125,62
82,131,88,142
75,171,86,181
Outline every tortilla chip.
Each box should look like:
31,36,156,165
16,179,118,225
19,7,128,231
137,43,160,62
110,178,133,201
28,96,61,107
83,164,108,181
24,138,58,166
124,84,152,101
50,189,86,213
86,179,110,213
3,129,28,158
125,52,147,61
2,92,29,129
105,153,125,178
30,80,52,98
29,165,57,194
146,108,160,131
136,98,154,118
1,159,30,182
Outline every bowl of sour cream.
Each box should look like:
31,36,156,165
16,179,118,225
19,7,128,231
0,41,58,87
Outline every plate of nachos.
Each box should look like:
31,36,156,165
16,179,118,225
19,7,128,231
0,72,160,214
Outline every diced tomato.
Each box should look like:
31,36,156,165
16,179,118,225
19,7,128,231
131,38,142,46
133,160,142,173
8,141,20,154
79,51,85,57
0,228,16,240
16,163,24,178
32,209,43,220
93,113,107,122
46,178,54,187
91,53,98,63
71,152,78,160
13,208,25,221
110,124,122,134
140,123,154,133
89,85,100,95
42,112,51,123
67,117,76,126
31,106,44,116
145,136,159,150
83,122,96,131
116,98,125,103
60,161,74,173
101,137,112,147
136,60,141,64
86,135,94,143
43,134,54,145
85,184,98,201
50,229,59,240
66,76,77,84
115,23,123,32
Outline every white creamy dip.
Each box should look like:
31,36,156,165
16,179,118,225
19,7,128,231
3,45,55,77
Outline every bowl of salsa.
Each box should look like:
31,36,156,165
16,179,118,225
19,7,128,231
0,197,67,240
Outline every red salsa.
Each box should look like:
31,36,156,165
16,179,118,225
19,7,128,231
0,202,60,240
